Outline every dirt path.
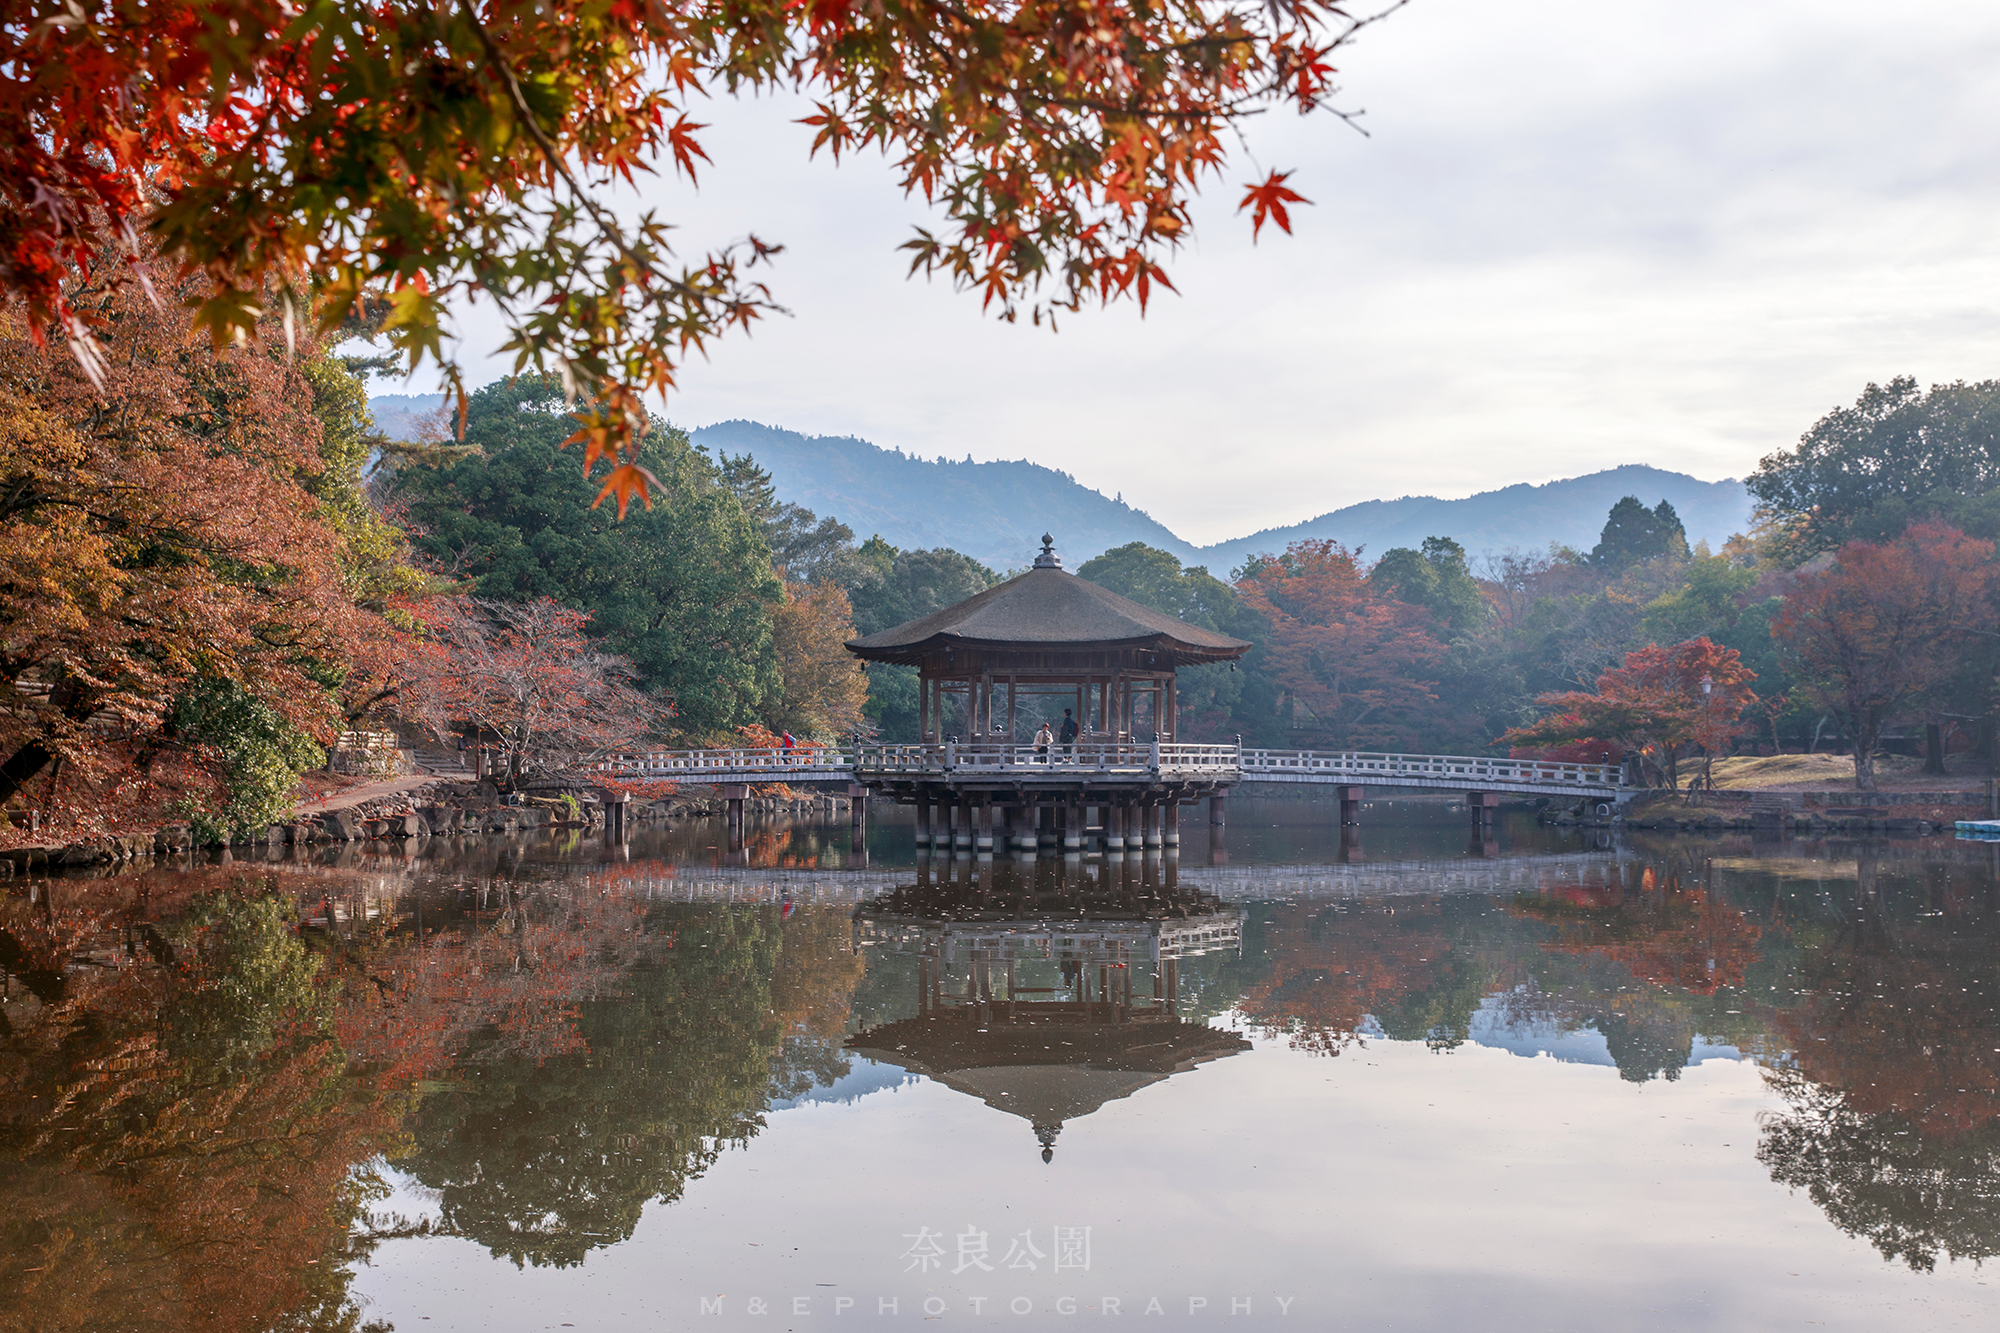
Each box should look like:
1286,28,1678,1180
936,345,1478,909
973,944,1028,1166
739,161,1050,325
288,774,445,818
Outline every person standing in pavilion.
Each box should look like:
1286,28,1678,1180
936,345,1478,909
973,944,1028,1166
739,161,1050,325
1058,708,1079,760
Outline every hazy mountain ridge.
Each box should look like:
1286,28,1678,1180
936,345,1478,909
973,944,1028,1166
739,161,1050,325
691,419,1200,571
1198,464,1754,573
368,399,1755,567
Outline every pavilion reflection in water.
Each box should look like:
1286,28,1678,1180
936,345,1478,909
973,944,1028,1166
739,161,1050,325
849,861,1248,1161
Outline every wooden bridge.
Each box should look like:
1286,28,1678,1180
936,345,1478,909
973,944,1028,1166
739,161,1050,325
591,742,1626,800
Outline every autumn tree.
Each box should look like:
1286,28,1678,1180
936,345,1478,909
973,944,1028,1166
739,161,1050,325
0,260,376,828
1771,522,1997,789
10,0,1402,510
416,597,671,784
1235,540,1447,749
768,580,870,740
1499,637,1757,789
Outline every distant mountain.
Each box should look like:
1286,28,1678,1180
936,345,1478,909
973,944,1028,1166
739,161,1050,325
1195,464,1754,574
366,392,446,442
368,400,1756,571
690,420,1202,572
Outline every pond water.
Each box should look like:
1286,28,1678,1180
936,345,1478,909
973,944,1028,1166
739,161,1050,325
4,795,1999,1332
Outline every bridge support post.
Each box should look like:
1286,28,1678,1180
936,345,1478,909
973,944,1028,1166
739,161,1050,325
1164,801,1180,848
720,783,747,850
1064,799,1083,852
1209,791,1227,827
952,801,972,851
1105,803,1125,852
1467,791,1500,826
1337,785,1364,826
1142,801,1163,849
916,797,933,850
975,802,994,853
605,793,631,840
847,784,869,838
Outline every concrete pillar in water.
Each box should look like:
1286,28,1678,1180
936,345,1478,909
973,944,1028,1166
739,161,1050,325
1105,802,1126,852
1337,785,1364,827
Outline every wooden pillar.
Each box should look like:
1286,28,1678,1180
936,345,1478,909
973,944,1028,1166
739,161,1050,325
1467,791,1500,825
1210,790,1228,825
847,783,869,836
1338,785,1364,826
1064,799,1083,851
1006,675,1017,737
916,796,933,848
1143,801,1164,849
975,801,993,852
953,800,972,849
1105,802,1126,851
1164,801,1180,847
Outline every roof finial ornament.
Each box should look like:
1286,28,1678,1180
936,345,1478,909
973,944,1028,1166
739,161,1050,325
1034,533,1063,570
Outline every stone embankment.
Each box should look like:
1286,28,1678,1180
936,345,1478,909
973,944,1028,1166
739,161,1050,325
1542,786,1991,836
0,779,851,876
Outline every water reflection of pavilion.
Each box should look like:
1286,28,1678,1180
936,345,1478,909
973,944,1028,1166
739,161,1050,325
849,872,1249,1160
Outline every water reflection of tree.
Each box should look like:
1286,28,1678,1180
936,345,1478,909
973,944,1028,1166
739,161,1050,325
1759,1068,2000,1272
1754,848,2000,1269
397,904,862,1267
0,881,396,1333
1,867,867,1323
1237,896,1510,1056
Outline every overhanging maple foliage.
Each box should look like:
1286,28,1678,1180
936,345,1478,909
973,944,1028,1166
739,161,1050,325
4,0,1404,515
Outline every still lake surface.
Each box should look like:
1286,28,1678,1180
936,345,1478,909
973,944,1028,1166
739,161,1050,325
5,795,2000,1332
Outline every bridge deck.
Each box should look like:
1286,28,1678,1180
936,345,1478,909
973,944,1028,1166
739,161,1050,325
590,743,1625,797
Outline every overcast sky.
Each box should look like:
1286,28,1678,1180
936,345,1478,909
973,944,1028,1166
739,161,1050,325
423,0,2000,546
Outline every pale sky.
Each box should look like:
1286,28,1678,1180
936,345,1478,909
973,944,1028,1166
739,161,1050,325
421,0,2000,546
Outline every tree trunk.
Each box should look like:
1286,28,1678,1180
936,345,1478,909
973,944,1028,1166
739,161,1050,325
1853,736,1875,791
0,740,56,810
1923,721,1948,776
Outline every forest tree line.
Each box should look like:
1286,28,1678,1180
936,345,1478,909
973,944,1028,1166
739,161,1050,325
4,260,1996,843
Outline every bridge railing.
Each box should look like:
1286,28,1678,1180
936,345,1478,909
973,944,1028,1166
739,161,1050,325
592,747,852,776
589,744,1621,788
1237,748,1622,788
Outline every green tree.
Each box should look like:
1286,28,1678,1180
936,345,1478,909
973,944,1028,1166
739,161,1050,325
1589,497,1689,572
1749,376,2000,560
396,375,782,738
1369,537,1489,636
1077,542,1273,742
170,677,328,844
846,541,1001,739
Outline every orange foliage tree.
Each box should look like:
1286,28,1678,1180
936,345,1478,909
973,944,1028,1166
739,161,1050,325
7,0,1403,511
1499,637,1758,789
1771,521,1998,789
769,579,870,741
0,262,374,820
1235,540,1448,748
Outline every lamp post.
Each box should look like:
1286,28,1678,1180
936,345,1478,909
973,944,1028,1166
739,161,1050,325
1700,673,1714,792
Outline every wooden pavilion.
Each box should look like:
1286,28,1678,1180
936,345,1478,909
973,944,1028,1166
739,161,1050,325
844,535,1251,853
847,534,1249,744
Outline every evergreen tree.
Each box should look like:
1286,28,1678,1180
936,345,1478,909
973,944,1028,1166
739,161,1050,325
394,375,783,738
1588,497,1689,571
